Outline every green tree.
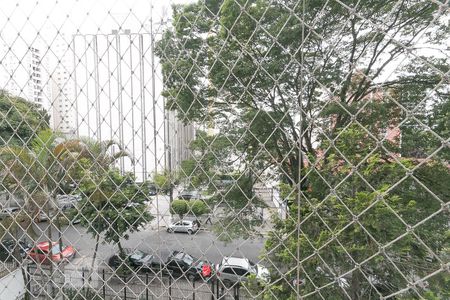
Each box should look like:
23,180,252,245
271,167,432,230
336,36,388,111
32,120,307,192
210,175,267,241
0,130,83,297
153,169,178,194
157,1,449,297
263,126,450,299
178,131,235,191
170,199,209,220
65,138,131,278
170,199,189,220
76,169,152,259
0,91,49,146
156,0,449,186
188,200,209,217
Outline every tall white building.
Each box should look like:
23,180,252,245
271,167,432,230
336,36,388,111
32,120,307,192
72,31,195,181
50,38,76,135
166,110,195,172
0,43,49,110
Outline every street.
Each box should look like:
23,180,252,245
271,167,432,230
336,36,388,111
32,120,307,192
33,220,267,271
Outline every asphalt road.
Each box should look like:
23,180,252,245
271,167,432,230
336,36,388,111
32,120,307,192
33,222,266,270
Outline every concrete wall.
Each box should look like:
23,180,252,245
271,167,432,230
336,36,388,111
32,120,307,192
0,267,25,300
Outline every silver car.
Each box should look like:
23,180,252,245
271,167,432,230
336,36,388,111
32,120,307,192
216,257,270,285
167,220,199,234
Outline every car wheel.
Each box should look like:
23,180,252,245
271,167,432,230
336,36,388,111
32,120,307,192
167,228,173,233
187,229,193,235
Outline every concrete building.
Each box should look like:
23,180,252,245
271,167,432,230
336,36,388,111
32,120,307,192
71,31,182,181
166,110,195,172
50,37,76,135
0,43,50,110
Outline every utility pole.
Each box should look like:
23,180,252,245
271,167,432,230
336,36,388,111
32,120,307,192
150,4,160,231
168,145,173,205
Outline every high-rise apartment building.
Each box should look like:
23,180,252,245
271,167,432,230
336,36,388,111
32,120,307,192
166,110,195,172
0,44,49,109
72,31,195,181
51,38,75,135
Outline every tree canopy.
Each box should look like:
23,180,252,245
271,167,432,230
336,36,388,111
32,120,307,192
0,91,49,146
157,0,449,298
157,0,449,184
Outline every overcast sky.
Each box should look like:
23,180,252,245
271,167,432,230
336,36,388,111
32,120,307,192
0,0,194,45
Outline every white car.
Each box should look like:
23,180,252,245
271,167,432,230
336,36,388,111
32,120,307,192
216,257,270,285
167,219,199,234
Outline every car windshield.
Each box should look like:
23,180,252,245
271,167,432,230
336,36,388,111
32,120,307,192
183,256,194,265
196,261,206,268
130,250,145,260
175,252,195,265
141,255,153,263
51,245,61,255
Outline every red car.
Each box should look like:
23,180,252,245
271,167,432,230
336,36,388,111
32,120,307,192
28,241,76,264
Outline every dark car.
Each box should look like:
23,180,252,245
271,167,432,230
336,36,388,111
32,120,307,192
178,190,203,201
0,240,30,261
147,183,158,196
108,250,170,276
165,250,212,280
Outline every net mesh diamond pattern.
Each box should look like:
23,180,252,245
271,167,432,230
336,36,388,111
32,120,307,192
0,0,448,299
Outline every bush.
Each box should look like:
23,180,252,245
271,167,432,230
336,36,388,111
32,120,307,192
170,199,189,219
188,200,209,217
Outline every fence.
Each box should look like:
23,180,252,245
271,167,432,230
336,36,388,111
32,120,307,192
27,265,248,300
0,0,449,299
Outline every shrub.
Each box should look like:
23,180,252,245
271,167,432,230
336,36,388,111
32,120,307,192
170,199,189,219
188,200,209,217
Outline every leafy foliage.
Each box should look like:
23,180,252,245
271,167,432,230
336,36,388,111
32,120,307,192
188,200,209,217
0,91,49,146
170,199,209,220
156,0,449,297
75,170,152,255
157,0,449,186
264,127,450,299
152,169,177,194
170,199,189,219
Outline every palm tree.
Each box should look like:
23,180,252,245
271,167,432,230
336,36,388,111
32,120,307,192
0,130,86,297
0,131,131,291
69,138,131,280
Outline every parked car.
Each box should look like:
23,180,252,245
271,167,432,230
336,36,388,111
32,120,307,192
147,183,158,196
108,249,170,275
167,219,199,234
178,190,203,201
0,240,30,261
27,241,76,264
216,257,270,285
165,250,212,280
37,211,55,222
0,207,20,220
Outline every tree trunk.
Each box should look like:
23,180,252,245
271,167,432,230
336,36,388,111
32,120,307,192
350,271,361,300
88,233,100,282
117,241,125,258
14,224,30,300
51,193,68,300
46,201,54,298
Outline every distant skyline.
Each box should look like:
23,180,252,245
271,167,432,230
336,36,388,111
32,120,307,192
0,0,196,181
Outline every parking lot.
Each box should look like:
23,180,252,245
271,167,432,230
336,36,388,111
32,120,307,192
33,217,266,272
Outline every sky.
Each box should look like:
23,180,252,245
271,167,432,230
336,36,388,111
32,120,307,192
0,0,196,44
